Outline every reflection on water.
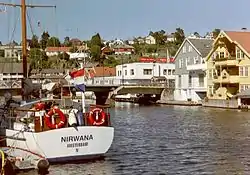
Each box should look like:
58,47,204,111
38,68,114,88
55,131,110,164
21,104,250,174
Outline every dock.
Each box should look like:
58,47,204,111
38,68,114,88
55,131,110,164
157,100,202,106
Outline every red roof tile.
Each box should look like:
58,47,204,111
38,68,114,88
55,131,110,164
46,47,71,52
225,31,250,53
93,67,116,77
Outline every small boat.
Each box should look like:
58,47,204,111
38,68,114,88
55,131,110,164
0,147,49,174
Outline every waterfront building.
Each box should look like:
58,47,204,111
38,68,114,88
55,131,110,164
206,30,250,106
174,37,213,102
116,62,175,86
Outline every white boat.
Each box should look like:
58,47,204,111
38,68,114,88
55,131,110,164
0,0,114,166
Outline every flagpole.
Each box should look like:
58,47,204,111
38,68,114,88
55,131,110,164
80,60,85,113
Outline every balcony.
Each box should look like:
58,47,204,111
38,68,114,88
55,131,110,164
186,64,206,71
213,74,239,84
214,56,238,66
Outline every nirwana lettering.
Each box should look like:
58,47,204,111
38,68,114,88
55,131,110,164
61,135,93,143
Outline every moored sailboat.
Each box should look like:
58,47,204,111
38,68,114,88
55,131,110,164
0,0,114,165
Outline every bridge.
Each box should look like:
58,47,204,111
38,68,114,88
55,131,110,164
0,77,168,105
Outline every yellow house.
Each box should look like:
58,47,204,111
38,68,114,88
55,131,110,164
206,30,250,100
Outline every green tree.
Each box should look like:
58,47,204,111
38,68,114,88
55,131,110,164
145,44,157,53
91,33,102,47
40,31,50,50
28,48,49,71
58,52,70,61
212,28,221,39
70,45,78,52
30,35,40,48
174,28,185,46
47,37,61,47
90,45,101,61
149,30,167,45
104,56,119,67
90,33,104,63
193,32,200,38
63,36,72,47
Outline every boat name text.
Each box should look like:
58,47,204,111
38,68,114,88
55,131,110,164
61,135,93,143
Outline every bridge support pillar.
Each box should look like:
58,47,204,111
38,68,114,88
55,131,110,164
94,91,110,105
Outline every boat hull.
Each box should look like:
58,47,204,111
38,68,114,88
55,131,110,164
4,126,114,163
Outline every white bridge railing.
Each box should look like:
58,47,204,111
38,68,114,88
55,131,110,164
0,77,168,89
85,76,167,87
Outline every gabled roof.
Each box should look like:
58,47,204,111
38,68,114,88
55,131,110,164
206,30,250,60
225,31,250,54
174,38,213,59
188,38,213,57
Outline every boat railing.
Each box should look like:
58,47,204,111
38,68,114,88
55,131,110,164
6,103,112,132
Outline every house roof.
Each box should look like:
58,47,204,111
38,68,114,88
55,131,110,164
188,38,213,57
94,67,116,77
113,44,134,49
235,88,250,98
0,63,30,73
30,69,65,74
206,30,250,60
45,47,71,52
224,31,250,54
174,38,214,59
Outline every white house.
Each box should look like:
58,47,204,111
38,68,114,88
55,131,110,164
116,62,175,85
45,47,71,57
145,35,156,45
174,38,213,102
0,45,30,61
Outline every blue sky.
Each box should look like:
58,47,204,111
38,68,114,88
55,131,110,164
0,0,250,44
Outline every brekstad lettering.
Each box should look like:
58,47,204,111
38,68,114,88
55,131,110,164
61,135,93,143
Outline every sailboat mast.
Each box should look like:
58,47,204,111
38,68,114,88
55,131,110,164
21,0,27,79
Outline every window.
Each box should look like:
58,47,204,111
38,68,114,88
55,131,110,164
183,46,186,53
185,58,188,67
130,69,134,75
163,69,167,75
125,70,127,76
186,57,191,65
179,59,182,68
219,52,224,58
178,75,181,88
194,57,199,64
240,84,249,92
239,67,248,76
198,74,204,87
172,70,175,75
143,69,152,75
188,46,192,52
188,75,192,87
236,47,245,59
208,69,213,79
168,69,171,75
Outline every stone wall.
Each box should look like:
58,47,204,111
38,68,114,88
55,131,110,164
202,99,238,109
159,88,174,103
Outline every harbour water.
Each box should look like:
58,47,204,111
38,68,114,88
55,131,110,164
21,102,250,174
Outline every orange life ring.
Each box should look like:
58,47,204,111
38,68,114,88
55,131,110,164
44,106,67,129
88,108,106,126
